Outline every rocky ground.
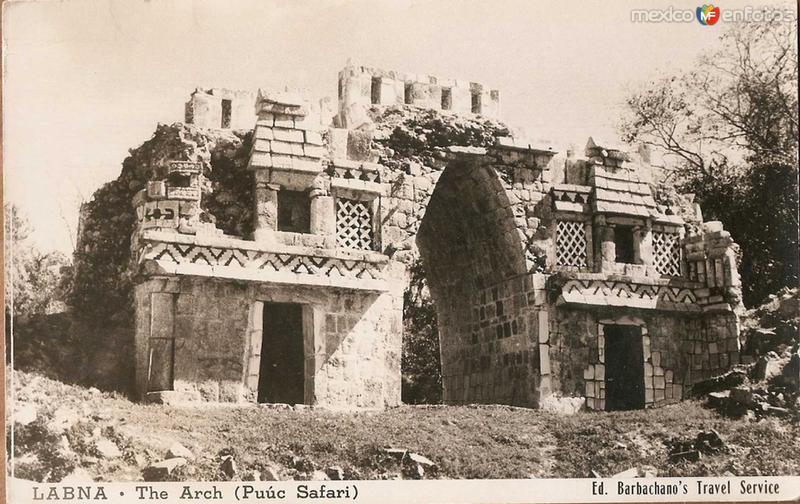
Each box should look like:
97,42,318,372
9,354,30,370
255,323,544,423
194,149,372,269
7,369,799,484
691,288,800,421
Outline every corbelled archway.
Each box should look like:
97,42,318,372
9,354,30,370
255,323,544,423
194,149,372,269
417,157,532,405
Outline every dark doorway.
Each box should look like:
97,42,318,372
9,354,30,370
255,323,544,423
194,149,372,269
258,303,305,404
604,324,645,410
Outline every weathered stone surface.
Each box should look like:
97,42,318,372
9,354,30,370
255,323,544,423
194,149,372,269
220,456,237,479
730,387,755,406
753,353,784,382
611,468,638,478
166,442,194,460
782,349,800,391
48,406,80,433
260,465,282,481
310,470,329,481
539,395,585,415
61,467,95,483
143,458,186,481
94,438,122,459
14,402,37,426
325,466,345,480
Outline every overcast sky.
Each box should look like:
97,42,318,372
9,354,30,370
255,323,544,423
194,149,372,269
3,0,790,253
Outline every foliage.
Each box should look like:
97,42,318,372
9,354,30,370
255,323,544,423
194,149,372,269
202,134,256,238
620,19,799,305
11,312,87,384
681,161,799,303
4,205,71,318
401,259,441,404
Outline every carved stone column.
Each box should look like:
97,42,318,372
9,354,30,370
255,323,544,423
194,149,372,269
310,190,335,248
637,221,654,270
600,225,616,269
254,169,279,243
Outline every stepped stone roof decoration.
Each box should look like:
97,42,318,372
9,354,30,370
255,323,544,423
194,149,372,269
585,137,659,218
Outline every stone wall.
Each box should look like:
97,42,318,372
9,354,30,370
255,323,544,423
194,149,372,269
185,88,258,130
684,311,740,383
337,62,501,128
134,274,403,408
185,88,335,132
546,307,739,410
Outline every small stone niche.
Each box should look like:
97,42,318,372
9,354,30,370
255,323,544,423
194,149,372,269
471,91,482,114
221,99,232,128
371,77,381,104
404,83,413,105
614,225,635,264
441,88,452,110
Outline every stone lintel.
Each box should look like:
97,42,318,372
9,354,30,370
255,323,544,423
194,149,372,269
329,158,382,172
445,146,487,156
551,183,592,194
330,177,389,196
494,137,558,156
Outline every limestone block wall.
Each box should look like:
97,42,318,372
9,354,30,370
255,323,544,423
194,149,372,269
185,88,258,130
134,275,403,408
682,311,740,384
645,314,691,404
336,63,501,128
381,144,557,266
547,307,598,400
439,274,539,406
547,309,682,410
544,307,739,410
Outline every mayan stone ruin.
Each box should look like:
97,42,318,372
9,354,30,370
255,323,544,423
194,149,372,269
131,61,743,411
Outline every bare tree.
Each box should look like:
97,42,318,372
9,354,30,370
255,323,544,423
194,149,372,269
620,17,798,175
619,16,799,305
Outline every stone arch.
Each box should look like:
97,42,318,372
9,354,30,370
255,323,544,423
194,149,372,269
417,157,529,404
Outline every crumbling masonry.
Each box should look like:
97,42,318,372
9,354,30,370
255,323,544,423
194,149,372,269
133,62,742,410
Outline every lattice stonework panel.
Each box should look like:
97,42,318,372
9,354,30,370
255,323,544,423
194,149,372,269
336,198,375,251
653,231,681,276
556,220,587,268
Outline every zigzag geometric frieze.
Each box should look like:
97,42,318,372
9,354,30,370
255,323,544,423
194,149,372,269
560,279,700,309
138,241,383,281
